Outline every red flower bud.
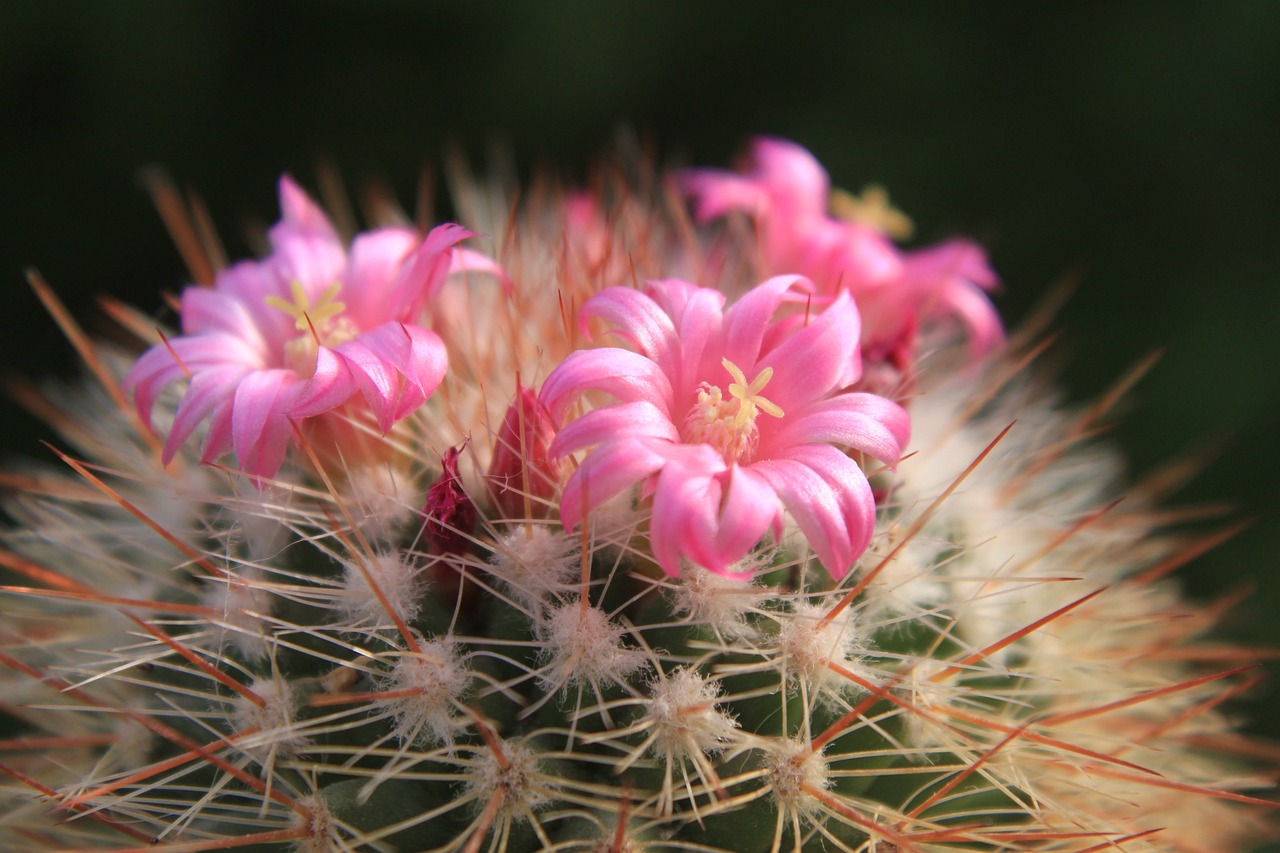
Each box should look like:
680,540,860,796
486,382,562,519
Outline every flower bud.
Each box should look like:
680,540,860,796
486,382,561,520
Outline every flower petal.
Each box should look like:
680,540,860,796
303,322,447,433
540,347,675,424
758,291,861,412
267,178,346,293
340,227,420,328
549,401,679,459
706,465,782,575
125,333,265,431
766,393,910,466
390,223,478,321
774,443,879,579
749,455,854,578
559,438,667,530
230,369,303,479
646,445,728,575
579,286,680,375
165,365,253,465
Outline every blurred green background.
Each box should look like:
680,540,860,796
2,0,1278,812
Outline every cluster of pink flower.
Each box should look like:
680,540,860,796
125,138,1001,581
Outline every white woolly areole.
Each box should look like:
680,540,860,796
538,603,646,692
466,739,556,821
380,640,472,747
645,667,739,760
290,795,338,853
339,550,423,627
669,563,762,639
232,676,307,758
775,601,871,699
487,525,580,610
762,738,830,816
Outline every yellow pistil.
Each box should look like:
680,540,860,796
722,358,784,428
265,281,347,335
684,359,785,463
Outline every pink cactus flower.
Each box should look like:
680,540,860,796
539,276,910,579
681,137,1002,371
124,177,490,479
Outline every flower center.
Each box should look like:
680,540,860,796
683,358,784,463
264,281,359,376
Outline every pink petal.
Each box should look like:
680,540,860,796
340,228,420,328
935,280,1006,356
902,239,998,291
125,333,265,430
179,288,267,349
549,401,679,459
309,322,447,432
643,443,730,575
765,393,910,466
208,260,296,345
289,346,355,420
749,455,854,578
348,348,408,429
391,223,477,321
721,274,812,369
230,369,304,479
660,282,727,401
579,286,680,376
757,291,861,413
540,347,674,424
164,365,253,465
276,175,339,241
748,137,832,220
679,170,772,222
266,179,347,293
450,247,511,294
774,443,878,579
704,465,782,575
559,438,668,530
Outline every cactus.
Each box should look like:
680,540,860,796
1,138,1275,852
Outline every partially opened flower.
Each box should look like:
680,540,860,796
681,137,1003,371
124,176,489,479
540,275,910,578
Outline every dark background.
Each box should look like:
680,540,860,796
2,0,1278,820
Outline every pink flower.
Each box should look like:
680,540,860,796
681,137,1002,370
124,176,488,479
539,276,910,579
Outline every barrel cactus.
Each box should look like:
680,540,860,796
1,138,1274,852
